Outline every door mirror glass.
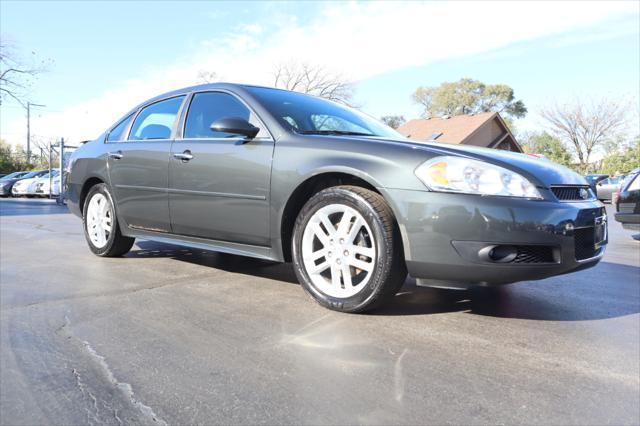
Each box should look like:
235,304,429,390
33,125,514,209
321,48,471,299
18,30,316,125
210,117,259,138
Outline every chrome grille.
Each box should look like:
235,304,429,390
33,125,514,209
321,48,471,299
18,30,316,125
551,186,593,201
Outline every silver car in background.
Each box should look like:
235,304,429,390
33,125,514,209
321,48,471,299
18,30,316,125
596,175,625,202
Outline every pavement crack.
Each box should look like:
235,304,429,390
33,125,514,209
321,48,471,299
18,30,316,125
60,315,168,426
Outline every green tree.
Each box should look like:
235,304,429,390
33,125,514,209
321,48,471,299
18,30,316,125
380,115,405,129
520,132,573,167
0,139,30,173
600,135,640,175
412,78,527,119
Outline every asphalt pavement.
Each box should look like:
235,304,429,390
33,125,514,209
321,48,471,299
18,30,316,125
1,198,639,425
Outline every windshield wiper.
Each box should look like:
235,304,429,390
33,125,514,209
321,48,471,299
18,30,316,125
298,130,375,137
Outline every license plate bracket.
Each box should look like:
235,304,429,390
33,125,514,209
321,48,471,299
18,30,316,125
594,215,607,246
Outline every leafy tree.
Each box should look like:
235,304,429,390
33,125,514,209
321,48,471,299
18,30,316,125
412,78,527,119
540,98,629,173
0,139,30,173
600,135,639,175
520,132,573,167
380,115,405,129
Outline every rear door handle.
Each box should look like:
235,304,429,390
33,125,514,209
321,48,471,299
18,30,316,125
173,150,194,162
108,151,123,160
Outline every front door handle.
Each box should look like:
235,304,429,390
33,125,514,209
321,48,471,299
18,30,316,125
173,150,194,162
108,151,123,160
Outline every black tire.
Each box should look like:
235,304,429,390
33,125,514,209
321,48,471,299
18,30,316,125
82,183,135,257
292,185,407,313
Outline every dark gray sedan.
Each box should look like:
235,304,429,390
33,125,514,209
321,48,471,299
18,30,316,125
66,83,607,312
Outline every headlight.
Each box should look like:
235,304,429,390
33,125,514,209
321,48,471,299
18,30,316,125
415,156,542,199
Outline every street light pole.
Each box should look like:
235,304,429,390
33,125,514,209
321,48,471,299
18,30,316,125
26,102,46,163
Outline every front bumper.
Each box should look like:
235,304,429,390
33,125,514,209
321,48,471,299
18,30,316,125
382,188,606,286
11,185,30,196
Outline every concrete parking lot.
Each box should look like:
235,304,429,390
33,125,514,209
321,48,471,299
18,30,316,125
1,198,638,425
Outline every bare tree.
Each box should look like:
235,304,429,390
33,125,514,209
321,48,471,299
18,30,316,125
0,40,48,106
273,62,354,106
196,70,218,84
540,99,629,172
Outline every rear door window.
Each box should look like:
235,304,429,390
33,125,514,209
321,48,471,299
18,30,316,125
129,96,185,141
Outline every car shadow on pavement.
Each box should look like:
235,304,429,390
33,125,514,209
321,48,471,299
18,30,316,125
129,241,639,321
375,263,640,321
130,240,299,284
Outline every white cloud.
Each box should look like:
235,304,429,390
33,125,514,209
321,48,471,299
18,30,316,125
2,0,637,145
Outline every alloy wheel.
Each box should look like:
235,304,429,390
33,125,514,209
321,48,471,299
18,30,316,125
301,203,376,298
86,193,113,248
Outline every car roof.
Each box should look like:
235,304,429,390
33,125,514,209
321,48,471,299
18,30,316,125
140,83,292,106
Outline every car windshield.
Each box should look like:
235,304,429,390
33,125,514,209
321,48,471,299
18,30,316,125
0,172,26,181
585,175,604,183
246,86,401,138
39,170,60,180
21,171,44,179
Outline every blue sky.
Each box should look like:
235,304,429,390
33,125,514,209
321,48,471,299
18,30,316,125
1,1,638,145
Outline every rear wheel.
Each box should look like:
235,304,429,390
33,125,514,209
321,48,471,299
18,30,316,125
292,186,407,313
83,183,134,257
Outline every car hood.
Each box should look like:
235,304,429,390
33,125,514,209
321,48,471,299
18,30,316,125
14,177,40,186
368,136,587,188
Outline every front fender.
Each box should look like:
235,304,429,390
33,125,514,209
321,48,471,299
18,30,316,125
269,135,432,260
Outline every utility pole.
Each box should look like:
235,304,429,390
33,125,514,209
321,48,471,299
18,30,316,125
26,102,46,163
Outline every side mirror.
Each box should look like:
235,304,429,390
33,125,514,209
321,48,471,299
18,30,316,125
210,117,259,139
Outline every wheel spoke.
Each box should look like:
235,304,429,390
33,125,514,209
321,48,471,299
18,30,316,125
318,212,337,237
330,263,342,288
336,210,354,236
311,223,330,246
100,199,109,216
346,217,364,245
305,248,327,262
96,226,105,246
309,260,331,275
348,257,374,272
341,264,352,288
351,245,375,258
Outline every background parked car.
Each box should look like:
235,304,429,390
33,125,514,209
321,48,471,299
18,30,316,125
585,173,609,192
10,170,48,197
0,171,30,197
33,170,61,197
615,168,640,237
596,175,625,202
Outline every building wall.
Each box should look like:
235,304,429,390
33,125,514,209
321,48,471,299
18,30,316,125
465,120,504,147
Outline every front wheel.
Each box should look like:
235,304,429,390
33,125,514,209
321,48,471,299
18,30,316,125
292,186,407,313
83,183,135,257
